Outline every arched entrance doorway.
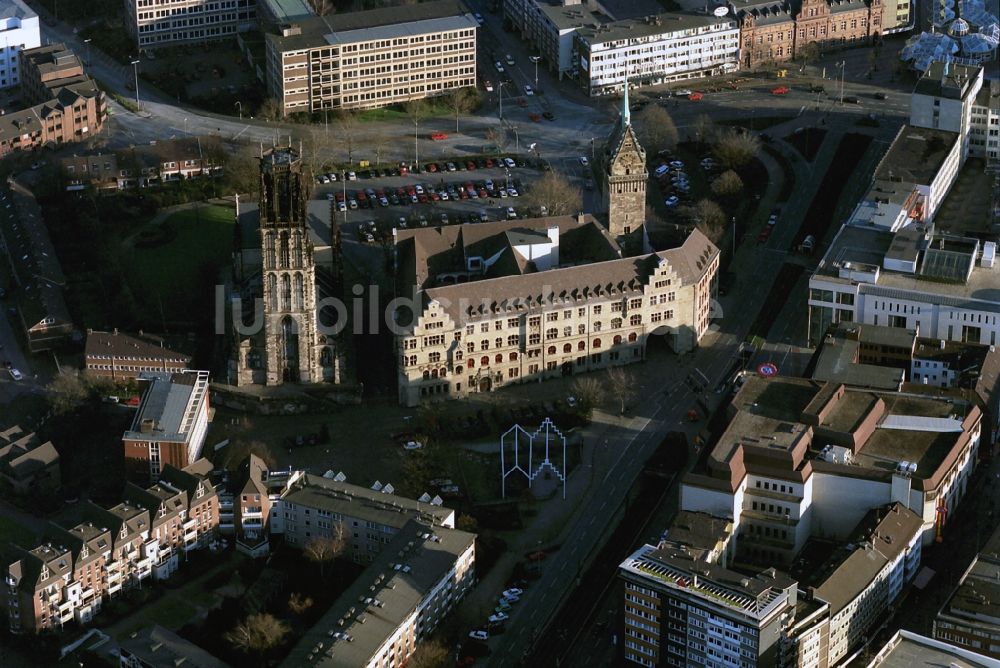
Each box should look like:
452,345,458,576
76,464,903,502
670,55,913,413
479,377,492,393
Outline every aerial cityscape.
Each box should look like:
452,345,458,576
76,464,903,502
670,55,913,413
0,0,997,666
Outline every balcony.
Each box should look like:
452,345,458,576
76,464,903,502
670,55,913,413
182,519,198,531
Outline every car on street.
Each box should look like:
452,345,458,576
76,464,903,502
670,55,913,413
505,54,515,65
770,86,790,95
430,132,448,140
669,160,684,169
524,85,534,96
8,368,22,381
496,598,512,610
469,630,489,641
874,91,888,100
347,171,357,180
689,92,704,101
843,95,860,104
503,588,524,598
495,61,504,73
674,89,693,97
489,613,508,623
665,195,680,207
484,80,494,92
402,440,423,450
579,156,589,166
768,212,779,226
506,207,517,219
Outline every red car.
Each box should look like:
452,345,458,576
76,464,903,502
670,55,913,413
689,92,704,102
485,158,494,168
529,113,541,122
427,163,438,173
770,86,790,95
429,132,448,140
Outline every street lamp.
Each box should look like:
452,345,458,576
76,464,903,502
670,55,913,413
129,58,141,112
234,101,242,120
590,137,596,161
183,117,188,134
529,55,541,89
837,60,846,105
83,38,91,67
511,125,519,153
497,81,506,121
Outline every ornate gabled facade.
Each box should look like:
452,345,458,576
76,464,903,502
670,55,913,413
394,221,719,407
603,81,648,242
232,146,342,386
731,0,884,69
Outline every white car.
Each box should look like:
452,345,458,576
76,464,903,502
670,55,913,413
347,171,357,181
403,440,423,450
508,188,519,197
524,85,534,96
469,630,489,641
414,184,425,195
669,160,685,169
579,156,589,166
397,217,408,228
506,207,517,219
440,214,449,224
489,613,509,623
418,215,428,227
503,588,524,598
768,213,779,226
665,195,680,207
9,368,23,381
504,157,516,168
495,61,505,73
674,89,693,97
337,201,347,212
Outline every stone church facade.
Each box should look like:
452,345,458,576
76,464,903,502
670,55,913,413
603,83,648,242
231,146,341,386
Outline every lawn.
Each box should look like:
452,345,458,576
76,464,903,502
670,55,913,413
0,515,38,550
124,204,234,326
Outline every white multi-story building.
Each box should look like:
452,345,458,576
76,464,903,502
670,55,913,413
0,0,39,90
970,78,1000,163
575,13,740,96
124,0,257,50
264,0,477,115
910,62,985,161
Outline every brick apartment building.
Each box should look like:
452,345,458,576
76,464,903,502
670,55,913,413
84,329,191,381
0,425,59,495
2,460,219,633
0,43,105,157
122,370,211,481
731,0,884,69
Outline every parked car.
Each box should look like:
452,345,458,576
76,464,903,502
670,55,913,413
503,588,524,598
506,207,517,219
484,80,494,92
489,613,509,623
843,96,860,104
524,84,534,96
469,630,489,641
402,440,423,450
542,110,555,120
504,157,516,169
770,86,790,95
579,156,589,166
429,132,448,140
495,61,505,73
8,368,22,381
665,195,680,207
873,91,888,100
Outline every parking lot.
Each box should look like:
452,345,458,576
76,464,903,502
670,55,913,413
314,156,550,244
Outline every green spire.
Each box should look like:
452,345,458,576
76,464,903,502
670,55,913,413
622,73,630,126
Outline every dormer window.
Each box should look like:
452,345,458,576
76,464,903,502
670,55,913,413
159,505,166,518
196,484,205,499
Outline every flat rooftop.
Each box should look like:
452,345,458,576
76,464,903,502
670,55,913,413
282,521,474,668
576,12,736,46
868,630,999,667
123,371,208,443
874,126,960,186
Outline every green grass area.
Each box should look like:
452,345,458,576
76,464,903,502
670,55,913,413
356,99,453,123
0,515,38,550
114,596,198,641
124,205,234,324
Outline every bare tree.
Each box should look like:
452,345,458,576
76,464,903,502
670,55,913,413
446,86,479,133
711,170,744,198
336,110,359,166
223,145,260,198
409,639,451,668
485,125,508,156
303,524,346,579
606,366,636,415
570,376,602,417
257,98,283,122
371,129,390,167
693,113,714,148
404,98,428,166
225,613,290,666
525,171,582,216
288,592,314,615
307,0,334,15
693,199,727,244
711,128,761,170
634,105,679,154
796,42,821,67
456,513,479,533
47,372,95,415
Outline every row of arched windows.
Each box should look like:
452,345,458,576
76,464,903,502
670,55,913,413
267,273,305,312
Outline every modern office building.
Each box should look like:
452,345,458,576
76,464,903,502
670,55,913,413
681,376,983,558
3,460,219,633
617,542,800,667
122,370,211,481
393,218,719,406
263,0,477,115
575,13,739,96
124,0,257,50
933,524,1000,658
866,630,1000,667
0,0,39,90
910,63,985,161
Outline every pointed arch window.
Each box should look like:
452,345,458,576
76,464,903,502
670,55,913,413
279,232,290,268
282,274,292,311
293,273,304,311
268,274,278,311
